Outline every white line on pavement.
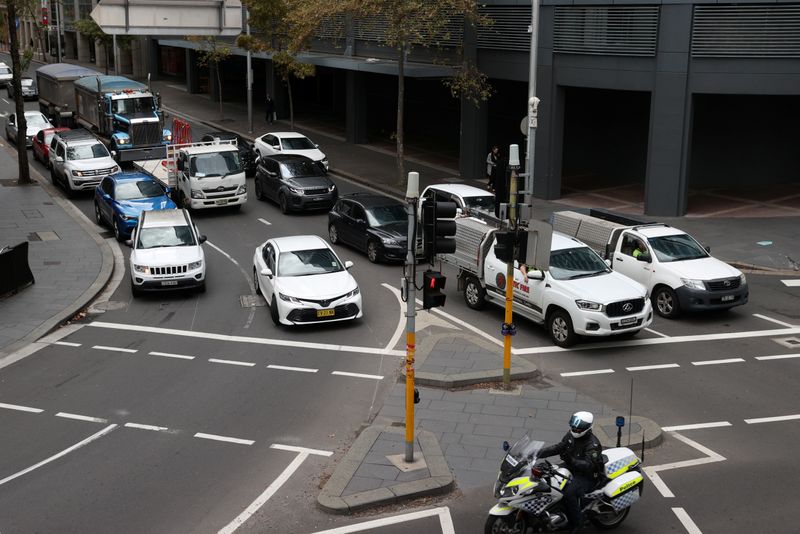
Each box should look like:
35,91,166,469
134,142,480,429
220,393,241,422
661,421,732,432
209,358,256,367
332,371,384,380
412,294,503,348
782,279,800,287
644,328,669,338
267,364,318,373
56,412,108,424
150,351,196,360
744,414,800,424
88,321,405,357
0,424,117,487
560,369,614,377
691,358,745,366
124,422,169,432
54,341,82,347
626,363,680,371
752,313,795,328
206,241,241,267
0,402,43,413
311,506,456,534
270,444,334,457
92,345,137,353
257,218,271,226
673,508,703,534
643,432,726,498
755,353,800,361
205,240,256,330
0,98,8,105
195,432,254,446
381,283,406,352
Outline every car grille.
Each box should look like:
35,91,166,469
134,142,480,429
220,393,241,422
287,304,360,323
706,277,741,291
131,122,162,146
152,265,188,275
298,293,351,307
79,166,117,177
606,298,645,317
304,188,329,196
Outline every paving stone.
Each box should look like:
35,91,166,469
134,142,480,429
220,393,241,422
396,468,431,483
454,423,475,435
354,463,400,481
460,433,508,448
444,443,488,458
415,409,471,424
481,404,517,416
468,413,526,427
464,403,483,414
471,458,500,472
521,388,561,401
494,396,550,409
418,419,456,433
440,432,462,444
452,468,496,489
429,400,467,412
342,476,384,496
547,400,586,413
472,424,514,438
557,391,577,402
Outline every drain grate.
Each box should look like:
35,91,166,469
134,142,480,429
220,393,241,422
240,295,266,308
28,231,60,241
774,337,800,349
22,209,43,219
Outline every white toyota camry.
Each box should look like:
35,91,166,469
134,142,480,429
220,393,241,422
253,235,362,325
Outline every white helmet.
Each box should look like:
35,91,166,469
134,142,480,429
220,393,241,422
569,411,594,438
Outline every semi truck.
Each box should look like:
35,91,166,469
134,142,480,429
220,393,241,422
36,63,171,162
550,210,748,318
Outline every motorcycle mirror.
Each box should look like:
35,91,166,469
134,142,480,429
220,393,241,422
413,388,420,404
502,441,510,452
616,416,625,427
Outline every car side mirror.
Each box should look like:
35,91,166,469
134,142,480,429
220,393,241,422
314,143,320,148
636,253,651,263
273,145,281,150
704,245,711,253
502,441,510,452
345,260,354,270
260,267,273,278
198,235,207,244
604,258,612,267
530,270,544,281
110,150,117,157
124,239,132,247
55,156,63,162
456,207,463,216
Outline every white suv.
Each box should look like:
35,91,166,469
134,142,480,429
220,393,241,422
50,130,119,195
128,209,207,295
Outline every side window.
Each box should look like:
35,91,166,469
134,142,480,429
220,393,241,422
101,178,113,196
265,244,276,272
8,113,15,125
338,200,352,218
264,134,276,146
36,131,44,142
435,191,449,203
56,144,65,159
267,159,280,176
50,137,59,150
352,205,366,223
621,234,647,258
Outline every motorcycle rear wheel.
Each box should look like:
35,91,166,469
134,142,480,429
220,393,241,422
589,507,630,529
484,514,526,534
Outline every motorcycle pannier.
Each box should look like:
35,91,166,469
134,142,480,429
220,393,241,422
602,471,643,511
602,447,639,479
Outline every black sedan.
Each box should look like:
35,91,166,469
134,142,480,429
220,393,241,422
254,154,338,214
7,77,38,100
328,193,408,263
200,131,257,176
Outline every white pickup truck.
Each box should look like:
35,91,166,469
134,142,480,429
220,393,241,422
440,217,653,347
551,210,748,319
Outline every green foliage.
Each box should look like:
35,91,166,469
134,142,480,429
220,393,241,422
20,48,34,73
273,50,315,82
73,18,133,49
187,36,232,67
443,60,493,108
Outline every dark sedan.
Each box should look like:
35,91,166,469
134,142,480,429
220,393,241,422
201,131,257,176
254,154,338,214
7,77,38,100
328,193,408,263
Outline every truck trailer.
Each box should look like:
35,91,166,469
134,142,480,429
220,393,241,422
36,63,100,127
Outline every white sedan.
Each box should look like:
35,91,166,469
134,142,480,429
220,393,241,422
254,131,328,171
253,235,362,325
5,111,53,147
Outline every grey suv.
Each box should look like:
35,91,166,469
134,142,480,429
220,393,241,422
253,154,337,214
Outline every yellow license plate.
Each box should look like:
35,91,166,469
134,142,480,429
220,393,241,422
317,309,335,318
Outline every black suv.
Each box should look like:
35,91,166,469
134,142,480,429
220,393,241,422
200,131,257,176
254,154,338,213
328,193,408,263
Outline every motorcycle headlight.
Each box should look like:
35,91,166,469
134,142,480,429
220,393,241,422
288,186,304,195
191,189,204,199
499,485,519,498
236,184,247,195
279,292,303,304
133,264,150,274
575,299,604,311
188,260,203,270
681,278,706,291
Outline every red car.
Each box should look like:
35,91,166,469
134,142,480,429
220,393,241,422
32,127,70,168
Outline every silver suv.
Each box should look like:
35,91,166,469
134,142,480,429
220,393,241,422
50,130,119,196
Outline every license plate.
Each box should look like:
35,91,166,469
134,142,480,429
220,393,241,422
721,295,734,302
505,454,519,467
215,199,228,205
620,317,637,325
317,309,335,318
161,280,178,286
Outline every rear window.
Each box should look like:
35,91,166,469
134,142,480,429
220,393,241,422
463,195,495,212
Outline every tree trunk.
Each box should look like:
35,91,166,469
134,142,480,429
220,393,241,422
8,1,31,185
395,43,406,186
217,63,223,119
287,77,294,131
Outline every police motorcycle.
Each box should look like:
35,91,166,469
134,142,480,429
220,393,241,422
485,434,644,533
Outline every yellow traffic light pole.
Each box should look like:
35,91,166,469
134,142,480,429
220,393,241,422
404,172,419,463
503,146,521,389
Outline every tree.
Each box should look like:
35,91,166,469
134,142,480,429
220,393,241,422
17,0,49,62
73,18,132,75
6,0,31,184
187,36,231,120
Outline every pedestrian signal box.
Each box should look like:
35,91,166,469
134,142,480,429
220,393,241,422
422,271,447,309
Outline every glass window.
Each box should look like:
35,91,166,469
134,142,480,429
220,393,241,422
547,247,610,281
647,234,709,263
352,206,366,222
0,67,11,75
26,114,49,127
21,79,34,87
365,204,406,226
67,143,110,160
281,159,321,178
111,97,155,115
463,195,495,212
190,151,241,177
137,225,196,249
278,248,343,276
336,200,352,218
115,180,164,200
280,136,315,150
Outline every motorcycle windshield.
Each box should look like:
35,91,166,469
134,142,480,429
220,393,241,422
500,435,545,478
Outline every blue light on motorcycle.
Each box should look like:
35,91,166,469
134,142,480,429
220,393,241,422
616,416,625,427
502,441,510,451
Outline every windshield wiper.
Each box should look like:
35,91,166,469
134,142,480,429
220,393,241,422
567,271,605,280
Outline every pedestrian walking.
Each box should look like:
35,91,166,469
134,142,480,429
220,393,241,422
265,94,275,124
486,145,499,192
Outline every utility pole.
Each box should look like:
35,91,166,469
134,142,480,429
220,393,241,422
246,7,253,134
55,0,62,63
502,145,521,388
525,0,541,189
404,171,419,462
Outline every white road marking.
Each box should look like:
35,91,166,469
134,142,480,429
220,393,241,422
311,506,456,534
0,98,8,105
626,363,680,371
257,218,271,226
643,432,726,498
195,432,254,446
332,371,384,380
752,313,795,328
89,321,405,357
56,412,108,424
782,279,800,287
92,345,137,353
270,444,334,457
0,402,43,413
54,341,82,347
267,364,318,373
205,240,256,330
218,444,332,533
206,241,241,267
381,283,406,352
644,328,669,338
149,350,196,360
560,369,614,377
0,324,85,371
755,353,800,361
0,424,117,487
209,358,256,367
672,507,703,534
691,357,745,366
661,421,732,432
124,422,169,432
744,414,800,424
409,293,503,348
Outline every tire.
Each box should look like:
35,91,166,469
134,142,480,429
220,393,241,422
113,219,123,241
463,276,487,310
590,506,630,530
197,281,206,294
278,193,289,214
653,285,680,319
253,267,261,295
254,177,265,200
367,240,380,263
50,167,57,184
328,223,339,244
270,296,281,326
548,308,577,348
484,515,526,534
131,280,141,298
94,201,104,226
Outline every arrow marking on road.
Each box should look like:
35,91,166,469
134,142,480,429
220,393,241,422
311,506,456,534
643,431,726,499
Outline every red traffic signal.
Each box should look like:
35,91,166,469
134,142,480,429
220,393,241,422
422,271,447,309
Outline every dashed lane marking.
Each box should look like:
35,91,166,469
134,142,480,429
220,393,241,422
0,402,43,413
56,412,108,424
331,371,384,380
195,432,254,446
626,363,680,371
560,369,614,377
54,341,82,347
782,279,800,287
92,345,137,354
209,358,257,367
752,313,795,328
125,422,169,432
660,421,732,432
149,351,196,360
744,414,800,424
267,364,318,373
257,218,271,226
673,507,703,534
755,353,800,361
691,357,745,366
311,506,456,534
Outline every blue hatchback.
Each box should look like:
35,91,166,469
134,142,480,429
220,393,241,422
94,172,176,240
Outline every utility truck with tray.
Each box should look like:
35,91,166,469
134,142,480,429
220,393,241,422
440,217,652,347
550,210,748,318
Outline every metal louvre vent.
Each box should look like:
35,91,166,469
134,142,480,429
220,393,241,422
692,5,800,58
554,6,659,57
354,15,463,47
314,15,346,40
477,5,532,52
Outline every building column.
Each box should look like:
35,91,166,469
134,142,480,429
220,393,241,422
186,48,200,93
76,31,90,62
96,40,107,70
644,5,693,216
146,38,160,81
345,71,367,144
131,38,145,79
459,98,488,181
119,46,133,75
65,32,77,59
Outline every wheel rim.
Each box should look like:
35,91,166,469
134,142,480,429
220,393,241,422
254,179,262,199
368,242,378,262
656,291,673,315
280,195,287,212
593,509,627,527
465,282,479,306
552,316,569,342
329,225,338,243
114,220,120,240
94,203,101,224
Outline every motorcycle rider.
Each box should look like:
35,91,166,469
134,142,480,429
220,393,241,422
537,411,605,533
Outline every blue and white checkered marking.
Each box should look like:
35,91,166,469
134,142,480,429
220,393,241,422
611,488,640,511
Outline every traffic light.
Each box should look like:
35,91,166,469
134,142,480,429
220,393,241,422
423,270,447,309
421,199,458,262
494,230,514,263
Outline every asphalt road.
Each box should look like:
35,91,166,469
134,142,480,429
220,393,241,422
1,58,799,533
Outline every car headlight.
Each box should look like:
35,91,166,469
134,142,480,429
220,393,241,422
191,189,204,199
681,278,706,291
119,214,137,222
328,183,336,193
236,184,247,195
344,287,360,299
381,237,398,246
575,299,604,311
111,165,120,174
133,264,150,274
164,133,173,142
188,260,203,270
117,135,130,144
279,292,303,304
72,170,84,177
739,273,747,285
288,186,304,195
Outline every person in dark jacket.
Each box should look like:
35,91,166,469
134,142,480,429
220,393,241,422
537,411,605,533
265,94,275,124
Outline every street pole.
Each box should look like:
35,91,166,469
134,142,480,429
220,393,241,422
113,34,118,75
404,171,419,463
525,0,540,186
503,145,521,389
246,8,253,134
55,0,62,63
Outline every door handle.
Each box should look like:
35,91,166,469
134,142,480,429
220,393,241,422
616,257,624,262
487,265,495,271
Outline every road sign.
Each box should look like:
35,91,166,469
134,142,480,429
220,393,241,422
91,0,243,36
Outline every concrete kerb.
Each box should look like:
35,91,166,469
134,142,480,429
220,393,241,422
318,425,453,514
728,261,800,276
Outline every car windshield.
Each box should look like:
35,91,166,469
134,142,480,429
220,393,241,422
282,160,321,177
548,246,610,280
137,225,195,249
0,67,10,75
22,79,34,87
190,151,241,177
26,114,49,127
281,137,315,150
278,247,343,276
67,143,110,160
116,180,164,201
647,233,709,262
112,97,155,115
366,204,406,226
464,195,496,212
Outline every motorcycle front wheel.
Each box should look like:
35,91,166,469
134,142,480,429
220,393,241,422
589,507,630,529
484,514,526,534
